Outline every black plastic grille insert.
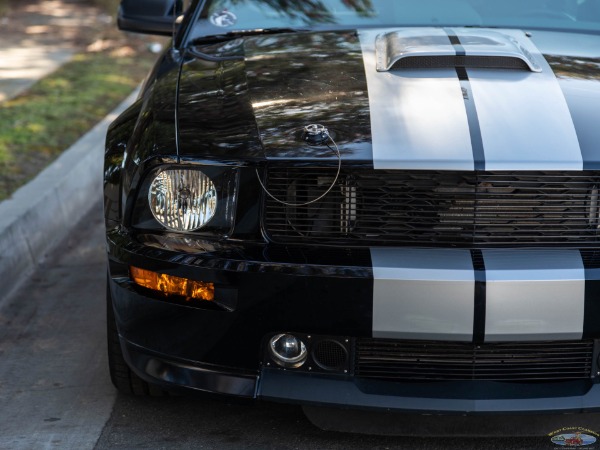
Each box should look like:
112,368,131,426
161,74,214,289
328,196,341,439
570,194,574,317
355,339,595,382
263,169,600,247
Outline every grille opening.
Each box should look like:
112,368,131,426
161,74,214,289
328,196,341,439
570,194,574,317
390,55,530,71
263,169,600,247
283,176,356,236
312,340,349,371
355,339,595,382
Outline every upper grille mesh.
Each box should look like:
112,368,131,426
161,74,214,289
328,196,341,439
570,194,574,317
355,339,595,382
263,169,600,247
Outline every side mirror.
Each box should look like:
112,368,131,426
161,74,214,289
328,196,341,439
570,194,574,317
117,0,183,36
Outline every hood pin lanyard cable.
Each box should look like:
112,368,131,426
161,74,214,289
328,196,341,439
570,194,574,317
255,125,341,207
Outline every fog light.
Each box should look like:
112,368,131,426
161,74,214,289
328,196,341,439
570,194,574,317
130,266,214,301
269,334,307,368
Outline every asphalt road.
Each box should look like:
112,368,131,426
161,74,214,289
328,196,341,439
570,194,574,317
0,204,597,449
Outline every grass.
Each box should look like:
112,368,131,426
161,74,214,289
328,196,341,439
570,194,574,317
0,49,157,200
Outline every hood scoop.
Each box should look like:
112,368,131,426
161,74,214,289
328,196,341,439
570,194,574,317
376,29,542,73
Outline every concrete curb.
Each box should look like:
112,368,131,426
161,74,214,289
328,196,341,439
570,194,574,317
0,88,139,304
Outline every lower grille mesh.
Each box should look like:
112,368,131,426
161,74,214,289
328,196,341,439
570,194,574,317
263,169,600,247
355,340,595,382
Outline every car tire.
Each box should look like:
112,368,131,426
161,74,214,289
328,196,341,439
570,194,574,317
106,277,166,396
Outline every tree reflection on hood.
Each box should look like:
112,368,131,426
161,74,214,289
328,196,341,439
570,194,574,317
225,0,375,24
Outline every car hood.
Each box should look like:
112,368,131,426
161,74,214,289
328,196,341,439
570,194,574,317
176,28,600,170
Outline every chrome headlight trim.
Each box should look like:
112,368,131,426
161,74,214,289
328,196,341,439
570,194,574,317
131,165,239,236
148,169,217,232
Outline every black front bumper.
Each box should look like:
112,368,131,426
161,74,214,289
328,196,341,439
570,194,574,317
120,336,600,414
107,229,374,371
108,230,600,414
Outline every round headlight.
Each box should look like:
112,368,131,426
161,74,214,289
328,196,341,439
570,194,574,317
148,169,217,232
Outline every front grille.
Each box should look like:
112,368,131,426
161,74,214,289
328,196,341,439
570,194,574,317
355,339,595,382
263,169,600,247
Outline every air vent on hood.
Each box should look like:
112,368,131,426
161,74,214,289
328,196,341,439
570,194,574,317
375,29,542,73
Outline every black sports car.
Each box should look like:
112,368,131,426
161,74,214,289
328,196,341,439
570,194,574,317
105,0,600,414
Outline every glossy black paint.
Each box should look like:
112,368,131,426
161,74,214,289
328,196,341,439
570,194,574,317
104,50,180,229
177,49,264,161
584,274,600,339
118,0,181,36
175,31,373,164
104,0,600,409
122,338,258,396
106,30,600,186
244,31,373,163
107,230,373,370
259,369,600,413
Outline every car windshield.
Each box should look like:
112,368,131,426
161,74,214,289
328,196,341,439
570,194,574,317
193,0,600,37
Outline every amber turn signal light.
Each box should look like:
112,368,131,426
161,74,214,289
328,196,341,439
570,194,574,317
130,266,214,301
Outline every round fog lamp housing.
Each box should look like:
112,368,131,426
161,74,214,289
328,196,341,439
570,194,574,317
269,334,307,368
149,169,217,232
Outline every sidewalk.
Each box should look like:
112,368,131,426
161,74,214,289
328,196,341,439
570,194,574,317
0,45,74,102
0,0,111,102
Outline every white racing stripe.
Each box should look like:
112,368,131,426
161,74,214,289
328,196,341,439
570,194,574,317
482,249,585,342
370,248,586,342
359,29,475,170
371,248,475,341
359,27,583,170
455,28,583,171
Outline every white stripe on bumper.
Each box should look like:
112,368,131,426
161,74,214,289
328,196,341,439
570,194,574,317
371,248,586,342
483,249,585,341
371,248,475,341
